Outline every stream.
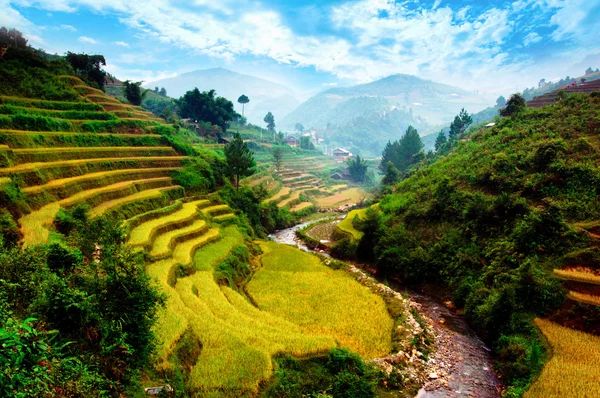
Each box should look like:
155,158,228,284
269,221,501,398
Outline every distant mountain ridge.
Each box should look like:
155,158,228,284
282,74,491,157
147,68,301,126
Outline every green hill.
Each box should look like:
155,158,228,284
356,92,600,395
282,74,491,157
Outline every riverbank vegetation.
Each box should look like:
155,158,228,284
345,93,600,395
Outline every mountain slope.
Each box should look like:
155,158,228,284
283,74,490,156
367,92,600,394
147,68,300,126
282,74,490,130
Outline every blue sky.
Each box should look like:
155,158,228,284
2,0,599,98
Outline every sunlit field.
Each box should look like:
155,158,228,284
247,241,393,359
524,319,600,398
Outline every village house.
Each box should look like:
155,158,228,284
332,147,353,162
286,136,299,147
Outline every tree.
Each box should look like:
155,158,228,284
585,67,594,75
434,131,447,152
0,27,28,48
382,161,400,185
65,52,107,89
154,86,159,93
300,136,315,150
238,94,250,117
538,78,546,88
295,123,305,133
177,88,236,132
224,133,255,189
499,93,526,117
272,147,283,172
347,154,368,183
397,125,424,169
448,108,472,141
122,80,147,106
159,87,167,96
264,112,275,133
496,95,507,107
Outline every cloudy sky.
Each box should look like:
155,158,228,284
2,0,599,97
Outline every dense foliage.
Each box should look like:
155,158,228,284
0,208,164,396
379,125,424,173
177,88,236,132
0,47,78,101
122,80,147,106
362,93,600,394
224,133,256,188
65,52,107,89
173,148,228,193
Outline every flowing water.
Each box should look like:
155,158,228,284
269,221,501,397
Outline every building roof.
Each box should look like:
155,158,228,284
286,136,298,141
333,147,351,154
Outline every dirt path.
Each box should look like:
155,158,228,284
269,222,501,397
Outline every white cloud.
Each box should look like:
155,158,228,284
78,35,99,44
523,32,541,46
60,24,76,31
113,40,129,47
5,0,600,93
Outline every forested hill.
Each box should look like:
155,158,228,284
363,92,600,394
281,73,491,157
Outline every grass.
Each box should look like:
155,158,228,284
247,241,393,359
201,204,231,216
553,269,600,285
524,319,600,398
90,186,182,217
127,200,207,247
290,202,314,212
19,202,60,248
0,155,187,174
315,187,367,208
149,219,208,259
277,189,308,208
19,179,175,245
193,225,245,271
178,272,335,395
263,186,291,203
567,291,600,306
336,208,367,240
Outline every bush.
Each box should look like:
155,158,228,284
214,244,251,289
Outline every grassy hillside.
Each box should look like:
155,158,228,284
0,44,415,397
352,92,600,395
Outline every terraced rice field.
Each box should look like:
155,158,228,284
0,90,187,247
315,187,368,208
553,268,600,285
247,241,393,359
524,318,600,397
336,208,368,240
567,291,600,306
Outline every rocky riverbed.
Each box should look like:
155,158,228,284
269,221,501,397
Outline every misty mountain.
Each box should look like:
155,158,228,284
146,68,301,126
282,74,491,156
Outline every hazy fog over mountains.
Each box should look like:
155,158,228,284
147,68,301,126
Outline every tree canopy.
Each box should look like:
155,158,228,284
264,112,275,132
295,123,304,133
122,80,147,106
224,133,255,189
434,131,447,152
237,94,249,117
272,147,283,172
500,93,526,117
177,88,237,132
347,154,368,183
65,52,107,89
448,108,473,141
380,125,423,172
0,27,28,48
